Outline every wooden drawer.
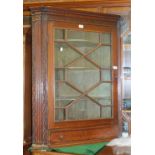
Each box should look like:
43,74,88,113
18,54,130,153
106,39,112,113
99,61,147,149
49,126,119,147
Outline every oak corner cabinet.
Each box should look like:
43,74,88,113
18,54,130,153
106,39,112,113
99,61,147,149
31,7,121,149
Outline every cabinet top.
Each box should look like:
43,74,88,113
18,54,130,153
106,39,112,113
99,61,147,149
31,7,120,26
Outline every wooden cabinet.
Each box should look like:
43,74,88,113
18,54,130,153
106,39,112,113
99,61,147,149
31,7,120,149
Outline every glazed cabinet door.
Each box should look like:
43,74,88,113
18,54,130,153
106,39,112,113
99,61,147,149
48,22,119,146
53,28,113,121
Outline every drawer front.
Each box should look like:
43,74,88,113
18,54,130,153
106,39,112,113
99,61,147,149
49,126,119,147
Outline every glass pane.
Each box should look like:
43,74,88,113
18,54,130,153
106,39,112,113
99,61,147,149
55,29,65,40
66,97,100,120
100,33,111,44
67,30,99,43
55,42,81,68
68,58,97,69
101,69,111,81
68,41,98,54
88,83,112,99
88,46,111,68
95,98,112,106
55,68,65,80
101,107,112,118
55,82,80,98
67,30,99,54
55,108,65,121
66,69,100,91
55,99,73,108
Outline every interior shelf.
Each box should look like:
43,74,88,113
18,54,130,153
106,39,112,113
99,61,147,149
55,67,112,70
55,39,97,46
55,39,111,47
56,67,95,69
56,97,112,100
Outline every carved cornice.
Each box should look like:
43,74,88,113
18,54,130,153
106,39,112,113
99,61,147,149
31,7,120,27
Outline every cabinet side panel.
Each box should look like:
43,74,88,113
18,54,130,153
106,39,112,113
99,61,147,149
32,14,48,145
